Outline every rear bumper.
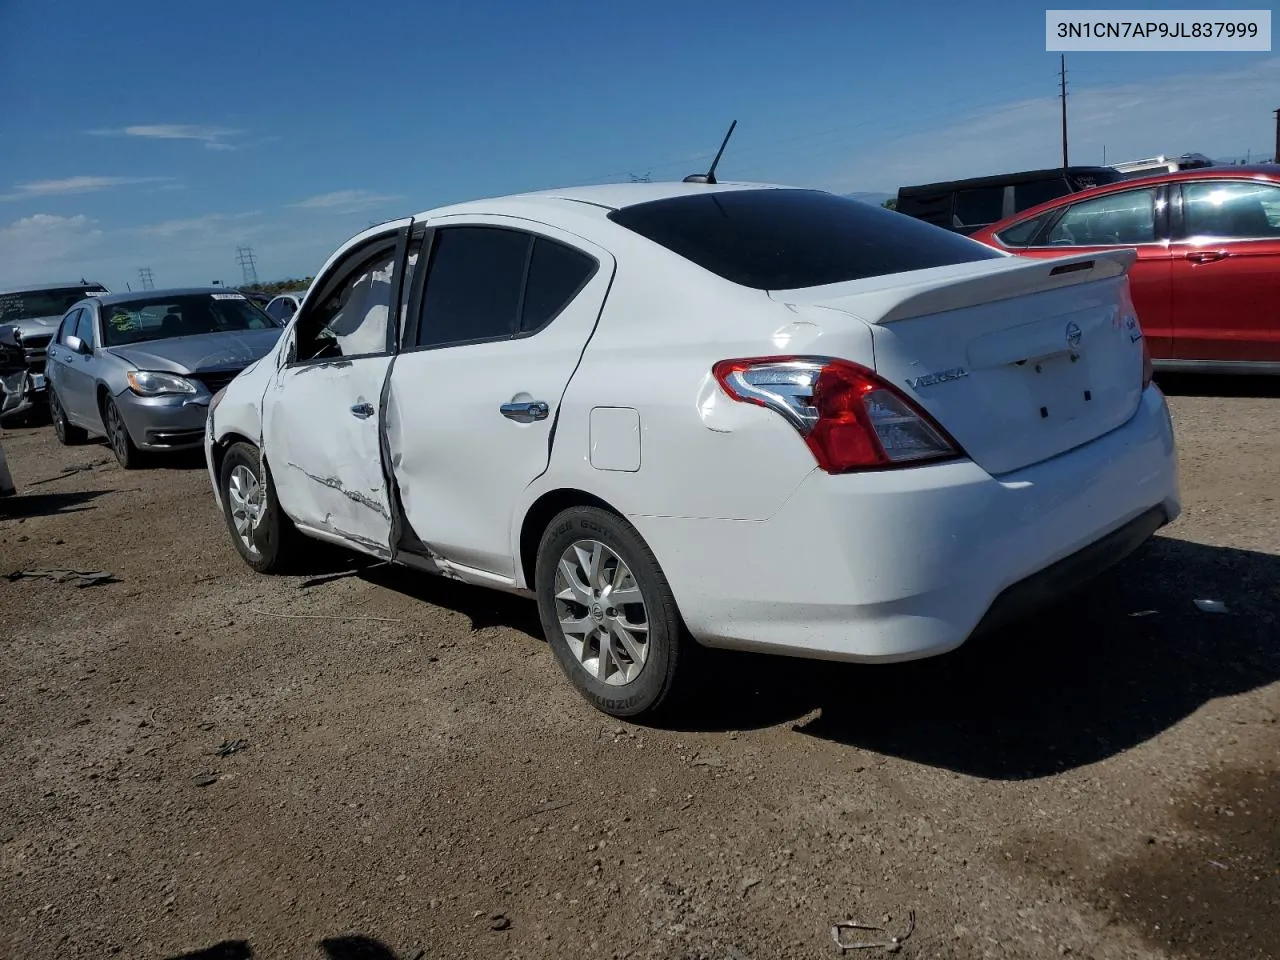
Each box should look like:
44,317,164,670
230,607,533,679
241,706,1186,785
633,385,1180,662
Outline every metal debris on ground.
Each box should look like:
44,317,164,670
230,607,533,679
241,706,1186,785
215,739,250,757
510,798,573,822
1128,609,1158,617
1193,599,1230,614
192,772,218,788
25,460,111,486
5,569,115,588
831,911,916,953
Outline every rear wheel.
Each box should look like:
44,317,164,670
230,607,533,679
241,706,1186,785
219,441,302,573
49,388,88,446
102,396,143,469
534,506,687,719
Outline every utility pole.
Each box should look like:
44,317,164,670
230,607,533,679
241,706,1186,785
137,267,154,291
1273,107,1279,163
1059,54,1069,169
236,246,259,287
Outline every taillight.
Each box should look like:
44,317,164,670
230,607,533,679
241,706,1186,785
712,356,962,473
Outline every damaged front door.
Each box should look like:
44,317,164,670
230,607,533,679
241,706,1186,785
261,223,411,557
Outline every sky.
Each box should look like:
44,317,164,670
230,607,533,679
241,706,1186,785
1,0,1275,290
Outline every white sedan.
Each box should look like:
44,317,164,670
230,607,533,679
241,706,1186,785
205,181,1181,718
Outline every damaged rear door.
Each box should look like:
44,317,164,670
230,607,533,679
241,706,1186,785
261,222,415,556
386,216,615,578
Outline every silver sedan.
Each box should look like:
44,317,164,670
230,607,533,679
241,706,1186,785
44,288,283,468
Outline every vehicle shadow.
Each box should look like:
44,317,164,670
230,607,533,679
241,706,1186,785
356,562,544,636
307,534,1278,781
167,935,405,959
1156,372,1280,399
668,535,1280,779
0,489,109,518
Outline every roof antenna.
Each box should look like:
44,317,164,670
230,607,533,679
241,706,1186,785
683,120,737,184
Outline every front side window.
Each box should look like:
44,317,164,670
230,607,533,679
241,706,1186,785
608,189,1000,291
74,308,96,349
58,309,83,344
294,243,398,362
1182,180,1280,239
101,294,277,348
1043,188,1157,247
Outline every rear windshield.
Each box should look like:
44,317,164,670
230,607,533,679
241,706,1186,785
0,286,108,323
101,293,280,347
607,189,1001,290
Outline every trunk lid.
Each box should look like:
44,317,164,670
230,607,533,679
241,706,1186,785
770,251,1147,476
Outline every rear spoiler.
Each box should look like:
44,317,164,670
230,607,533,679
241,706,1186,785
773,249,1137,326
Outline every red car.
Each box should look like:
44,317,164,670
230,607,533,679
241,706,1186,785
970,165,1280,373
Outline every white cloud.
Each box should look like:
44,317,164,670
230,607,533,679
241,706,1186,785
131,211,261,239
89,124,243,149
290,189,403,213
822,57,1280,193
0,214,105,286
0,176,174,201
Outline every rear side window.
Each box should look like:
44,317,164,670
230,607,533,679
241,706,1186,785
415,228,598,348
1045,188,1157,246
1014,178,1070,212
521,238,597,333
418,227,530,347
607,189,1000,291
995,214,1051,248
953,186,1005,228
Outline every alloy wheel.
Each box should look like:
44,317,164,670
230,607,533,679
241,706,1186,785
553,539,650,686
227,464,264,555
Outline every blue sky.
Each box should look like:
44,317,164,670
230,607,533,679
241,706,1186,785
1,0,1275,290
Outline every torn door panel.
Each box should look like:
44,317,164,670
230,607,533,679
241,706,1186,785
264,358,395,553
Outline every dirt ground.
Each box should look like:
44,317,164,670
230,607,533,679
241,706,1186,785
1,377,1277,960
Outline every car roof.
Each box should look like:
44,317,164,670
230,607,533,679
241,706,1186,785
0,281,106,295
976,164,1280,237
410,180,792,221
94,287,243,307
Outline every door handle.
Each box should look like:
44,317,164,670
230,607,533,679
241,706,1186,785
500,400,550,423
1185,250,1228,264
350,402,375,419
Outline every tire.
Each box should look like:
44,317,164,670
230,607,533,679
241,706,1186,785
101,395,144,469
534,506,687,719
49,388,88,445
219,441,303,573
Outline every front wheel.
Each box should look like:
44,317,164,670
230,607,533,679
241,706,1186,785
534,506,687,719
219,441,302,573
102,396,143,468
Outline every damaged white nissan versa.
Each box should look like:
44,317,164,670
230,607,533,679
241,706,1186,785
205,181,1180,718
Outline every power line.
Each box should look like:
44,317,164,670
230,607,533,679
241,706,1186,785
236,246,259,287
1059,54,1070,169
137,267,154,291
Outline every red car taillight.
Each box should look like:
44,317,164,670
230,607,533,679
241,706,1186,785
712,356,962,473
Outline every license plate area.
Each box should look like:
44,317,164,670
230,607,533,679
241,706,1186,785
1024,352,1090,422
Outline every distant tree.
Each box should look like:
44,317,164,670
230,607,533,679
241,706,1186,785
881,198,898,211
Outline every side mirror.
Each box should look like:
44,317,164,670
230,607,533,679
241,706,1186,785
64,335,89,354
